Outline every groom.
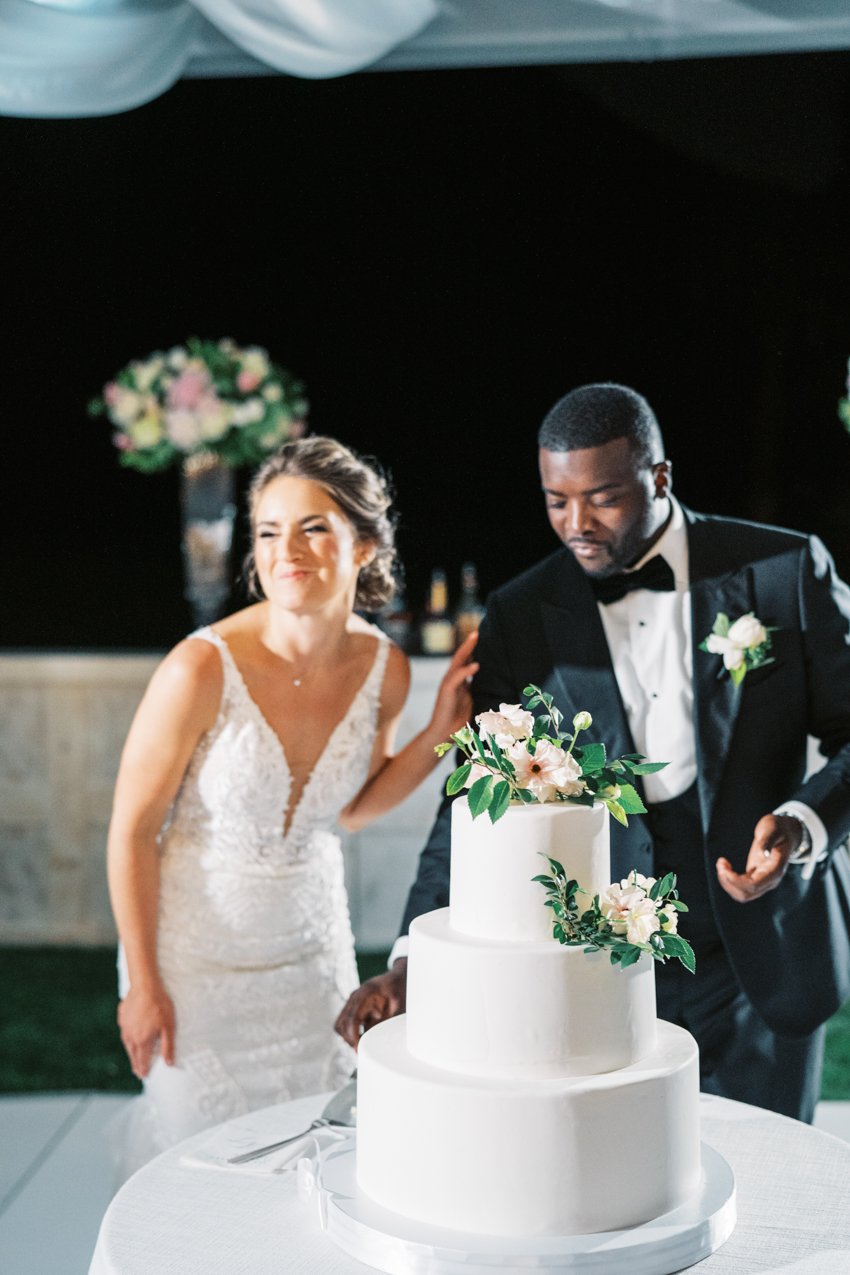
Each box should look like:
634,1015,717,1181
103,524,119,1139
336,383,850,1122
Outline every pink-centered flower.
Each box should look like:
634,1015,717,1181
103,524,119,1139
507,739,584,803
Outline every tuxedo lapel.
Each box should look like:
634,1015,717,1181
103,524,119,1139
540,563,636,762
688,515,754,830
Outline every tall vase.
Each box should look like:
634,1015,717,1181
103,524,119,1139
180,453,237,628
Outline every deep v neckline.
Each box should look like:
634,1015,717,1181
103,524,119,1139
214,629,384,839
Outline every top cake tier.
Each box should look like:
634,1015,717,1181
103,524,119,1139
449,797,610,943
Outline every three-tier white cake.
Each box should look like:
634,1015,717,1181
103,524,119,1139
355,797,703,1238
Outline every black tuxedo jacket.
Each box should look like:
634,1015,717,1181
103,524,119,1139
401,509,850,1038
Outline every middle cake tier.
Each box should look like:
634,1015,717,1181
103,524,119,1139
407,907,658,1077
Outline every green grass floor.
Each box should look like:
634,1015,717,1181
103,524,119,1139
2,947,849,1099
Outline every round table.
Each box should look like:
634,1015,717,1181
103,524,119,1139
90,1092,850,1274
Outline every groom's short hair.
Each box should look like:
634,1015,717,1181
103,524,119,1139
538,383,665,467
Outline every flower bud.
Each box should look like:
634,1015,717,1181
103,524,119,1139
573,711,592,732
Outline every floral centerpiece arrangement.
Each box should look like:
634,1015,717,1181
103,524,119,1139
88,337,307,473
436,684,666,827
436,684,694,973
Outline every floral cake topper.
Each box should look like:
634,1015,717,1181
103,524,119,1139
435,684,668,826
699,611,776,687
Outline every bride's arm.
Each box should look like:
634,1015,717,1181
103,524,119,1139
107,640,220,1077
338,632,478,832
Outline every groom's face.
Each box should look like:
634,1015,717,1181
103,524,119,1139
539,437,669,577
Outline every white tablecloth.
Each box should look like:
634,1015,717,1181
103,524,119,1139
90,1092,850,1274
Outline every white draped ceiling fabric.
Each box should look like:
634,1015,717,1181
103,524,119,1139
5,1,850,118
0,0,439,118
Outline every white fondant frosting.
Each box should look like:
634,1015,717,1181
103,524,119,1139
449,797,610,941
407,908,657,1077
357,1015,702,1237
356,794,703,1240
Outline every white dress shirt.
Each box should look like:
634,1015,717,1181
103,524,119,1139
599,496,824,875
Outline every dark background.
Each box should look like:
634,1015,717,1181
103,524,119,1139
2,51,850,649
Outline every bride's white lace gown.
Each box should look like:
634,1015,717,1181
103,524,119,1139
117,625,388,1176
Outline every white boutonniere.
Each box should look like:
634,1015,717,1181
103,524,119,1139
699,611,777,687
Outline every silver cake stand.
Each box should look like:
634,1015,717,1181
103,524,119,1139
315,1140,736,1275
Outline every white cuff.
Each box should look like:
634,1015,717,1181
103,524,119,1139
388,936,409,968
773,800,828,880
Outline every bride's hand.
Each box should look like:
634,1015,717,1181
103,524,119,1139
428,630,480,741
118,982,176,1079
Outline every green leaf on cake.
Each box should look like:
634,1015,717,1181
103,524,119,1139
616,784,646,815
445,762,472,796
488,780,512,824
625,760,669,775
467,774,495,818
604,798,628,826
579,742,606,772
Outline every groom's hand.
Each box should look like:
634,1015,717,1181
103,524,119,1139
335,959,407,1049
715,814,800,903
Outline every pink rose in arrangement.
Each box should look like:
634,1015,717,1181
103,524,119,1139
167,368,211,411
237,369,263,393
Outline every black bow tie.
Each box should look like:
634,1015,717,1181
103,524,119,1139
590,555,675,605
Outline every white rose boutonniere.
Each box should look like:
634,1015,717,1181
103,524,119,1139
699,610,777,687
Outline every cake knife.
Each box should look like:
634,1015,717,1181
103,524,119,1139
227,1077,357,1164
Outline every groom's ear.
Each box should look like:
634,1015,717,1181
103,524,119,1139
652,460,672,499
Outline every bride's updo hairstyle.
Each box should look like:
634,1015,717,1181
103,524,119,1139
245,435,398,611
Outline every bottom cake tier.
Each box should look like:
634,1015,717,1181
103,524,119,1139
356,1015,702,1238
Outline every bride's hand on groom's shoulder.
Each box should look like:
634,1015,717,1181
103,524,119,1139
334,959,408,1049
429,632,480,741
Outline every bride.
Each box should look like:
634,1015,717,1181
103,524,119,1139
107,436,478,1174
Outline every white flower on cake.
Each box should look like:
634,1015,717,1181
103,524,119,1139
507,738,584,802
699,610,776,687
437,683,668,828
475,704,535,748
536,862,695,973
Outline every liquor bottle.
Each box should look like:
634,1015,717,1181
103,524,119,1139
376,584,413,652
454,561,485,644
420,568,455,655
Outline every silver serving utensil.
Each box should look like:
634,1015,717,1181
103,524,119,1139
227,1078,357,1164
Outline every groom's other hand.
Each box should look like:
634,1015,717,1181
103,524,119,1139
715,814,800,902
335,958,408,1049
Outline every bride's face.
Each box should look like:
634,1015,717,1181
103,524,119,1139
253,475,371,613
